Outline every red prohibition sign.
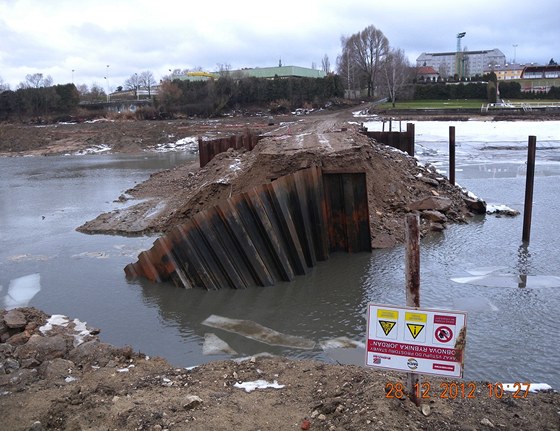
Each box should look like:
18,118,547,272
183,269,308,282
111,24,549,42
435,325,453,343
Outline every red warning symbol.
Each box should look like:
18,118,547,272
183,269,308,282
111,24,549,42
435,326,453,343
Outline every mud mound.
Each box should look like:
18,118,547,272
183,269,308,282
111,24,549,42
78,125,483,248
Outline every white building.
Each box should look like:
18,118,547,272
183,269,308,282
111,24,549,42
417,49,506,79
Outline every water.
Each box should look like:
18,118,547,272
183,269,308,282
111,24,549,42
1,121,559,389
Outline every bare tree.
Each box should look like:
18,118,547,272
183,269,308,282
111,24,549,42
124,73,141,93
341,25,389,97
336,38,359,97
321,54,331,74
382,48,412,107
76,83,89,95
139,71,156,97
20,73,53,89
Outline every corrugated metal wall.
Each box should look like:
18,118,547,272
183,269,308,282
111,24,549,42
124,166,371,290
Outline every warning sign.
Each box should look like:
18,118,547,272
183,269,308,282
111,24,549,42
375,308,398,340
404,311,427,342
379,320,396,336
407,323,424,339
366,304,467,378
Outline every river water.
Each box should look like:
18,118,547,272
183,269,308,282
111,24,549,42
1,120,559,389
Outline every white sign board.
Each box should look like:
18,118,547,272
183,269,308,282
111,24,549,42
366,304,467,377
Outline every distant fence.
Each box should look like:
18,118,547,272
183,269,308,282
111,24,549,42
199,131,263,167
124,166,371,290
361,123,415,156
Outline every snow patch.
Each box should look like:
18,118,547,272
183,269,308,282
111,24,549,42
233,380,284,393
503,383,554,393
39,315,95,347
152,136,198,153
74,144,112,155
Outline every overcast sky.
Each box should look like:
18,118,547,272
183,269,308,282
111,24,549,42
1,0,558,90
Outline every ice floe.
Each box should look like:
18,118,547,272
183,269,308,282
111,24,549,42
452,274,560,289
3,273,41,309
451,296,499,312
71,251,109,259
319,336,364,350
202,314,315,349
202,333,238,356
485,204,520,216
7,254,54,262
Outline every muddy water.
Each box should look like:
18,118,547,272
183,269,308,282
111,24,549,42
1,122,559,389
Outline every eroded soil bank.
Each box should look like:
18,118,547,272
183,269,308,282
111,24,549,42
76,112,485,249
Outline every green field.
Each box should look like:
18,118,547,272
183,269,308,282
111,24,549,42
378,100,486,110
377,99,560,110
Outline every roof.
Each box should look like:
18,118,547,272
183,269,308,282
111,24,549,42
417,49,504,59
417,66,438,75
231,66,326,79
176,65,326,81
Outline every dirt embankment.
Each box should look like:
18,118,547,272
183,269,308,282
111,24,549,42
1,308,558,431
76,112,485,248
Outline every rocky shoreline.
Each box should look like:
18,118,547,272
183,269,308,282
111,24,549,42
1,307,558,431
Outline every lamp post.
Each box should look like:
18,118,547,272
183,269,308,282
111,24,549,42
106,65,110,102
72,69,74,84
135,72,139,100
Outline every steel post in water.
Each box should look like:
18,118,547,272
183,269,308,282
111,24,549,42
405,213,420,405
449,126,456,185
406,123,415,157
522,136,537,243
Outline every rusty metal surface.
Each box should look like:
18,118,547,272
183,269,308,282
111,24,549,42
125,167,371,289
363,123,415,156
198,131,263,167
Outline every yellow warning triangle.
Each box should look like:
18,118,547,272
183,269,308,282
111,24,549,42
379,320,396,336
407,323,424,339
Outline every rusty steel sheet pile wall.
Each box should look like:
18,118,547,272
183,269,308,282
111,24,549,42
124,167,371,290
362,123,415,156
198,131,262,168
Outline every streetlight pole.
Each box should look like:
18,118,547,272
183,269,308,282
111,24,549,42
72,69,74,84
106,65,110,102
135,72,139,100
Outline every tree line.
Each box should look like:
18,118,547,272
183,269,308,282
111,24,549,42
156,74,344,117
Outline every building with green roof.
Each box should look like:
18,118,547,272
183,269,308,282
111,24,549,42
176,65,326,81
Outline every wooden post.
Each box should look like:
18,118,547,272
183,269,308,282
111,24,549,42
522,136,537,243
449,126,456,185
405,213,420,405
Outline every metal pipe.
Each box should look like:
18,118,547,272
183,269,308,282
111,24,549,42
449,126,456,185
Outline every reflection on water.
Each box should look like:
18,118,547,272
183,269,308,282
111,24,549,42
1,127,559,389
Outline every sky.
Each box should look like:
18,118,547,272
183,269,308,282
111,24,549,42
0,0,558,90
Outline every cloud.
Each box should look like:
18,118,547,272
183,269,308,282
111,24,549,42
0,0,558,89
